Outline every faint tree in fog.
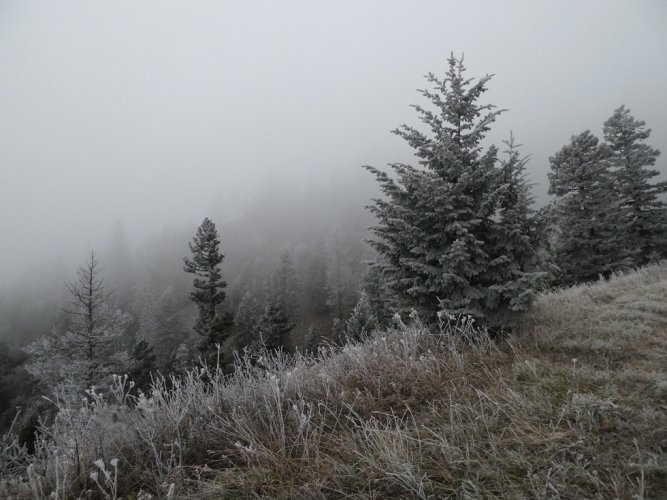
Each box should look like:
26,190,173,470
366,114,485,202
233,291,262,351
302,250,329,314
361,262,393,329
129,338,157,393
255,301,294,352
301,324,321,354
329,239,345,322
603,106,667,265
155,287,186,372
268,247,298,315
132,275,159,349
106,221,136,308
326,233,359,323
331,317,345,345
345,291,378,341
133,278,185,372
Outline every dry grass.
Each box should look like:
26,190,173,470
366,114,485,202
2,263,667,499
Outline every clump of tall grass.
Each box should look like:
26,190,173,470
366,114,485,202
2,315,491,498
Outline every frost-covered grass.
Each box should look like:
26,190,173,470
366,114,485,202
2,263,667,498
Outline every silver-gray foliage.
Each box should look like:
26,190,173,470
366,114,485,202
365,54,544,328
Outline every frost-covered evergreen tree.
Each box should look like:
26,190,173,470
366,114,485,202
345,291,378,341
548,131,626,283
365,54,541,327
183,218,232,362
603,106,667,265
255,301,294,352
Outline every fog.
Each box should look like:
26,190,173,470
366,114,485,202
1,0,666,285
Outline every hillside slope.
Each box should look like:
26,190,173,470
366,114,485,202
2,263,667,498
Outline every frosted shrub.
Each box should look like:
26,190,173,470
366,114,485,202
8,316,478,497
90,458,120,499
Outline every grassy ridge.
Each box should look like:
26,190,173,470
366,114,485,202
2,263,667,498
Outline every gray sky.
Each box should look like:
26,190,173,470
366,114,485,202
1,0,666,283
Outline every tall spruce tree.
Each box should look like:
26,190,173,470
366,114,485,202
365,54,541,327
603,106,667,265
183,218,232,362
548,131,625,283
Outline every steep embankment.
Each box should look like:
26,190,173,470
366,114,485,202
2,264,666,498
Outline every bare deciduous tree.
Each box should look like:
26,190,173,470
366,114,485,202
26,252,129,398
64,252,113,363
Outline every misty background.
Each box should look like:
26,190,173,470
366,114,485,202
1,0,666,294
